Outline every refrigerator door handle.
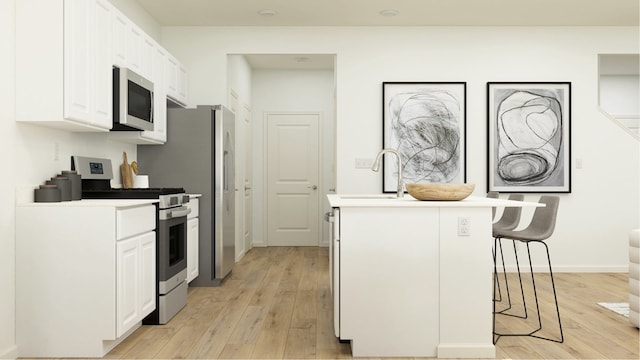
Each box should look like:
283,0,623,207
223,150,229,191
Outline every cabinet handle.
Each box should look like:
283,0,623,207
309,185,318,190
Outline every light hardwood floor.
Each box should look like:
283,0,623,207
105,246,638,359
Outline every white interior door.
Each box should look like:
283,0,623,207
267,112,320,246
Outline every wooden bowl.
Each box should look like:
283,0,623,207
406,183,475,201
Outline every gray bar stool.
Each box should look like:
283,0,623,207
492,194,525,315
493,195,563,344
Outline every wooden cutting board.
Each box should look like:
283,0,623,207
121,152,134,189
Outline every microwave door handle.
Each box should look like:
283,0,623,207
150,91,154,124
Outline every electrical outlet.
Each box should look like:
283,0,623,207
458,217,470,236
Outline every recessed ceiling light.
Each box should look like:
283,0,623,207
258,9,278,17
294,56,310,63
379,9,399,17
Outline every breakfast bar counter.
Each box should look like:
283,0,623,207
327,194,541,358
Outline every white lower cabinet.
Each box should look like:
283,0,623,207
116,231,156,337
187,197,200,283
187,218,200,282
16,201,157,357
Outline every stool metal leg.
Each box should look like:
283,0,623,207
493,238,528,318
494,240,564,344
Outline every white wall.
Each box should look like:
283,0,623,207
162,26,639,271
0,1,17,357
600,75,640,116
251,69,336,246
109,0,161,41
227,55,253,259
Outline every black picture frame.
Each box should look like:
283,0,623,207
487,82,572,193
382,82,467,193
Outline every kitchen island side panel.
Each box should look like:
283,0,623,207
437,207,495,358
339,207,440,357
16,205,117,357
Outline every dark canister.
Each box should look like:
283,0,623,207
61,170,82,200
47,176,71,201
34,184,61,202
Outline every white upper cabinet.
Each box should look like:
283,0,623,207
112,8,129,68
92,0,113,129
15,0,187,138
166,53,188,107
63,0,92,123
16,0,112,131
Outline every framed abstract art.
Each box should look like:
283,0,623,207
382,82,467,193
487,82,571,193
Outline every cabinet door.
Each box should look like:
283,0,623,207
92,0,113,129
112,7,128,67
63,0,92,123
127,24,143,73
178,64,188,104
166,55,179,100
116,236,140,337
187,218,199,282
140,35,155,80
140,231,156,317
140,45,167,143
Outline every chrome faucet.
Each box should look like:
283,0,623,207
371,148,404,198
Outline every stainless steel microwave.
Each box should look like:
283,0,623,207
112,66,154,131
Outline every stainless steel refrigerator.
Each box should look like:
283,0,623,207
138,105,235,286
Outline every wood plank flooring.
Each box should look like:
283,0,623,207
104,246,638,359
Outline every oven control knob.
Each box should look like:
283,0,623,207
182,195,190,204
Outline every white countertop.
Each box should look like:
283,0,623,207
327,194,543,208
17,198,159,208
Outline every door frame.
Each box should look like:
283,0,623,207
262,110,324,247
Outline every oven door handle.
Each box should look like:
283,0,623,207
169,207,191,218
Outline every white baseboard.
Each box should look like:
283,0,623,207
437,343,495,358
0,344,17,360
250,242,329,248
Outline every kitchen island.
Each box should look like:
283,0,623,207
327,194,542,358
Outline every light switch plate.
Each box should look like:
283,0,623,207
355,158,374,169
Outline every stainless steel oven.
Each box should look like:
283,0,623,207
155,200,190,324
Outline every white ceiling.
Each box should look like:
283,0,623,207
134,0,639,70
136,0,639,27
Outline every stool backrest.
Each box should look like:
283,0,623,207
528,195,560,241
487,191,499,217
494,194,525,230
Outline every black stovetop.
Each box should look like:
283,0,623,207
81,187,186,199
80,179,185,199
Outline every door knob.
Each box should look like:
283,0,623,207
309,185,318,190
